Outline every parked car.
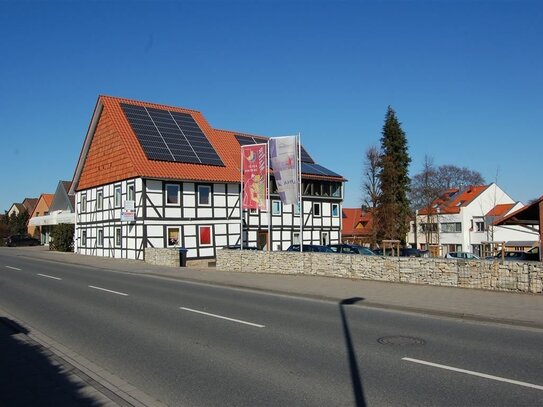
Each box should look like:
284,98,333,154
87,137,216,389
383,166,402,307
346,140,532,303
286,244,333,253
225,245,260,250
445,252,480,260
400,248,429,258
328,244,375,255
5,234,41,247
489,251,539,261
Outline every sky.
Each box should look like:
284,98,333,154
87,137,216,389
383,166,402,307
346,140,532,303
1,0,542,212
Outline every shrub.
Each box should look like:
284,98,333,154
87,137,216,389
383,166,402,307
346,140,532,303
49,224,75,252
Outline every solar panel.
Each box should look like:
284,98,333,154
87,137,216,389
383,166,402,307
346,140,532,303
301,163,341,178
120,103,224,167
234,135,315,163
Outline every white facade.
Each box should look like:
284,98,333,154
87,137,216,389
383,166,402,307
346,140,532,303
75,177,342,260
409,184,538,256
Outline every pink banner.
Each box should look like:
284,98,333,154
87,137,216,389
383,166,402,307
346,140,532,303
242,144,268,210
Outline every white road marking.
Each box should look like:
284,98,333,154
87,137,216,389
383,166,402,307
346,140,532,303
88,285,128,296
5,266,21,271
37,273,62,281
180,307,265,328
402,357,543,391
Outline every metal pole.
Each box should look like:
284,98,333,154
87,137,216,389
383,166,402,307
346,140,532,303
267,140,271,252
240,147,244,252
298,132,303,253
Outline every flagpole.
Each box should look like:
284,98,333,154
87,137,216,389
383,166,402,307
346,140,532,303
240,147,244,252
267,140,271,252
298,132,302,253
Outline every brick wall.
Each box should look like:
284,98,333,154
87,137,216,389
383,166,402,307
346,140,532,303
216,249,543,293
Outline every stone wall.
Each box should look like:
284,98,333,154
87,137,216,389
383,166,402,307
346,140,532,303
216,249,543,293
145,248,181,267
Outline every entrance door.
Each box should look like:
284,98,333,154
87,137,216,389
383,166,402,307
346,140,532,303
257,231,268,250
320,232,329,246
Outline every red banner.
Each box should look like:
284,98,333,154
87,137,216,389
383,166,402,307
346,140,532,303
242,144,268,210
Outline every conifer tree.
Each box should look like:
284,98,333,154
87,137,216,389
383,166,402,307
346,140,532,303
377,106,411,245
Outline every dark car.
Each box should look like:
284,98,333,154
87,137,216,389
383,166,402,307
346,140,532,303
286,244,333,253
328,244,375,255
400,248,429,258
490,251,539,261
5,234,41,247
225,245,260,250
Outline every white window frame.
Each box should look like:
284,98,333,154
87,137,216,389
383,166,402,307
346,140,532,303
167,227,181,247
293,203,301,216
198,185,212,206
293,232,300,245
96,190,103,211
331,203,339,217
272,200,282,215
81,230,87,247
313,202,321,217
115,227,122,247
199,225,212,246
127,183,135,202
81,194,87,213
114,186,122,208
97,229,103,247
165,183,180,205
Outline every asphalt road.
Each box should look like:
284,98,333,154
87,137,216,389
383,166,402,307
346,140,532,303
1,251,542,406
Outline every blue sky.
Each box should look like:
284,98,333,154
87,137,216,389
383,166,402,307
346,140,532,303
1,0,542,212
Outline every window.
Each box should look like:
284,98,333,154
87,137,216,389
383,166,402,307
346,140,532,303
198,185,211,206
127,184,135,202
332,203,339,217
293,232,300,245
96,191,103,210
293,203,301,216
165,184,179,205
114,186,122,208
420,223,438,233
81,230,87,247
115,228,121,247
272,200,281,215
441,222,462,233
312,202,321,217
199,226,212,246
331,183,341,197
475,221,485,232
97,229,103,246
81,194,87,213
167,227,180,247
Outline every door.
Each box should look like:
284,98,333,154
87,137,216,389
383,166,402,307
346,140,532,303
257,231,268,250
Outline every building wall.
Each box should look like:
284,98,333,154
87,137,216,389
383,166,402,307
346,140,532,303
32,199,53,244
75,177,342,260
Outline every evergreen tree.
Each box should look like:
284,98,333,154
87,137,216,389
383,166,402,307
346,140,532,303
377,106,411,245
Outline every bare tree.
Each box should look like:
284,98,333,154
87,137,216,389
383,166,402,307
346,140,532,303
437,165,485,190
361,146,381,248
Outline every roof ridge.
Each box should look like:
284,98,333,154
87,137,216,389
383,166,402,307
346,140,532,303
99,95,202,114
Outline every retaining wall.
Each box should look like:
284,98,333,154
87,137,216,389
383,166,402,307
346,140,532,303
216,249,543,293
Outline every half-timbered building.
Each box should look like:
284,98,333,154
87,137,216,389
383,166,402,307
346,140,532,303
70,96,345,261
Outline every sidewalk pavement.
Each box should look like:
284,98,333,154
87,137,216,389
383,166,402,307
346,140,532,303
5,246,543,329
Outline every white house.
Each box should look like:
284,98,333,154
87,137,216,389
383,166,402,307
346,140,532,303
69,96,344,262
408,183,539,256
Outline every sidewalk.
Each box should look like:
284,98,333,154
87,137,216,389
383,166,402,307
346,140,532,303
5,246,543,329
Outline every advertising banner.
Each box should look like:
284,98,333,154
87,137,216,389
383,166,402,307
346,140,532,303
269,136,299,205
242,144,268,210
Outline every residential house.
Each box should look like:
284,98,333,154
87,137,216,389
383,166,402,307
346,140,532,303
7,203,25,217
408,183,538,257
69,96,344,261
29,193,55,244
22,198,39,236
341,208,374,246
29,181,75,243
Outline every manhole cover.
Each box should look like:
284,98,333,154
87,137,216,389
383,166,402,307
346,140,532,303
377,336,426,346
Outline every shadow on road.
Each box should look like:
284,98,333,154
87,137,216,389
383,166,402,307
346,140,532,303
339,297,367,407
0,316,102,406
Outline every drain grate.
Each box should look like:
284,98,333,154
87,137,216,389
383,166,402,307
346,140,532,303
377,336,426,346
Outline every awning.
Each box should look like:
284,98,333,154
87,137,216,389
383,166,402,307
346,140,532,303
29,212,75,226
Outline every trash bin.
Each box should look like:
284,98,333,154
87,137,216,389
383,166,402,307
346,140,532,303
178,248,188,267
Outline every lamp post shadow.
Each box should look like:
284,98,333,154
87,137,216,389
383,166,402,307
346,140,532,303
339,297,367,407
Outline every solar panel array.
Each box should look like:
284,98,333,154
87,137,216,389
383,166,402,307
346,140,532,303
234,135,340,178
121,103,224,167
234,135,315,164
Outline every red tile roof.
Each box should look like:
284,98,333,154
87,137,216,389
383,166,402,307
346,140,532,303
74,96,343,191
342,208,374,237
486,203,515,217
418,185,489,215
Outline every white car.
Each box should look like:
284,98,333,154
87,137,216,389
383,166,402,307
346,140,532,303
445,252,480,260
